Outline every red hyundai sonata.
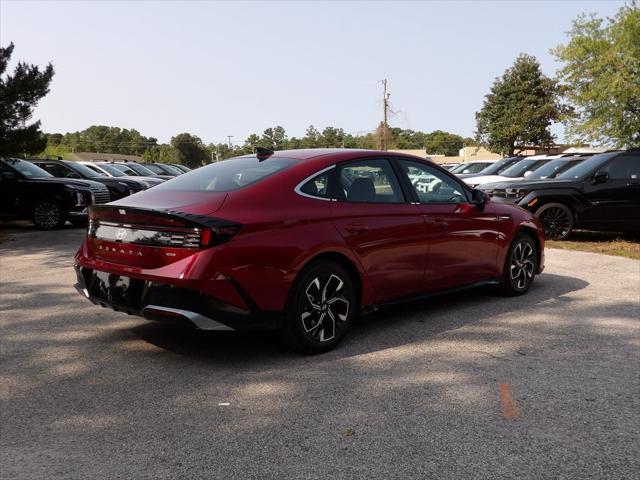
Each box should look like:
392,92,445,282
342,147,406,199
74,149,545,353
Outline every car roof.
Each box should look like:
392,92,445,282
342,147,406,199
236,148,433,165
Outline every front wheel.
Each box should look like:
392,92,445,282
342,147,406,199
280,261,356,354
535,203,573,240
32,199,67,230
499,233,538,296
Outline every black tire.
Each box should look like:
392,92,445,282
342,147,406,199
280,260,356,354
499,233,538,296
535,202,574,240
32,199,67,230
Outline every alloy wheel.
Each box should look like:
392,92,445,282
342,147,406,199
538,206,571,240
33,201,62,229
300,274,350,342
510,241,535,290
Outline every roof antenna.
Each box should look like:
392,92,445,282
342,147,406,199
255,147,274,160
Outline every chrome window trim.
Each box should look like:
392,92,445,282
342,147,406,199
294,164,336,201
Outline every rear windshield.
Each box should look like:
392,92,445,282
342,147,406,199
154,157,297,192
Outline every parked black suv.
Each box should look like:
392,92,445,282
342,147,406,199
488,150,639,239
29,159,148,201
0,158,111,229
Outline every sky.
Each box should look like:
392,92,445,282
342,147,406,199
0,0,626,146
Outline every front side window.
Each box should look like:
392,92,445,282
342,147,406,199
398,160,467,204
338,159,404,203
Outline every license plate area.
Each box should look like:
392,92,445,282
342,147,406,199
88,271,145,310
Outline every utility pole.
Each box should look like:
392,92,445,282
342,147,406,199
380,79,390,151
227,135,234,149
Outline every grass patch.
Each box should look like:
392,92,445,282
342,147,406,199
547,231,640,260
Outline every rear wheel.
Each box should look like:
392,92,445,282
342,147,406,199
32,199,66,230
535,203,573,240
499,233,538,296
280,261,356,354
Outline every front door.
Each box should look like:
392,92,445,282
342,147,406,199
331,158,427,301
395,159,500,291
581,153,640,230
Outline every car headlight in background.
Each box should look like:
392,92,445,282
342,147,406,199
506,188,527,200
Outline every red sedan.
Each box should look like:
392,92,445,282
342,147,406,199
74,149,545,353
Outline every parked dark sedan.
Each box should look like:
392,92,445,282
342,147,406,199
487,150,639,239
29,159,148,201
1,158,110,229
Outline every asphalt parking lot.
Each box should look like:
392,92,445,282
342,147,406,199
1,227,639,480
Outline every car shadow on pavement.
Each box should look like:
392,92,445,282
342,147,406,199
129,272,589,365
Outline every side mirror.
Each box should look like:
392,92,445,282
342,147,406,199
523,170,532,177
472,189,489,209
593,171,608,184
66,172,81,179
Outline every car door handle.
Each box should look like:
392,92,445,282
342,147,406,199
345,223,369,234
425,218,449,230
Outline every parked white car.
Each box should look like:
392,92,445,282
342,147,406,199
464,155,562,188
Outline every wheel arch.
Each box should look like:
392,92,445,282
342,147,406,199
292,250,371,312
516,225,542,270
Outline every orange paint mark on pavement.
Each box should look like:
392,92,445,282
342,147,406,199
499,383,519,419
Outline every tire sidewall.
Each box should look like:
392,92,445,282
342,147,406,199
535,202,573,240
502,233,538,295
283,261,356,354
32,199,66,230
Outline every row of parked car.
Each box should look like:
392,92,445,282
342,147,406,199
0,158,191,229
442,150,639,239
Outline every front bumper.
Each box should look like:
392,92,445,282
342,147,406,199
74,265,280,331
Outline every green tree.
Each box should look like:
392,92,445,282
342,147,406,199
0,43,55,156
170,133,208,168
423,130,464,156
261,126,287,149
552,4,640,147
475,54,562,155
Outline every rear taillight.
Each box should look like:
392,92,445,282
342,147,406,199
202,225,242,246
89,220,241,249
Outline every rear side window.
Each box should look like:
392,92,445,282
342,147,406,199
299,171,332,199
154,157,297,192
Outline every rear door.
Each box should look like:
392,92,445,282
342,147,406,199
395,159,500,291
581,154,640,230
330,158,427,301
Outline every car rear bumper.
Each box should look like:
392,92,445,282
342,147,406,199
73,265,280,331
